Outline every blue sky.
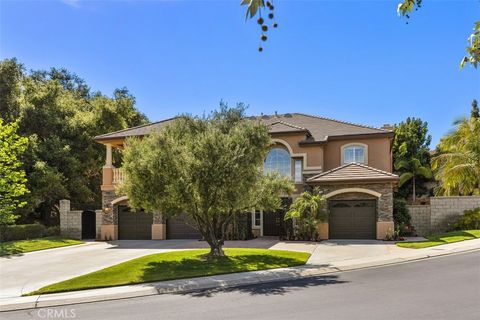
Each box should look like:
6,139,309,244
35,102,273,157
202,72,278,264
1,0,479,147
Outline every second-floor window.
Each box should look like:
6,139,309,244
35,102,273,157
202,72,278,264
264,148,291,178
343,144,366,164
294,159,302,183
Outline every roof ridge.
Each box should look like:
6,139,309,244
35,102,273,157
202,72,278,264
292,112,390,133
354,162,398,177
94,117,178,139
307,163,354,181
307,162,398,182
270,120,307,131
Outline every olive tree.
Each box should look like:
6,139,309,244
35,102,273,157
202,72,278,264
121,104,294,258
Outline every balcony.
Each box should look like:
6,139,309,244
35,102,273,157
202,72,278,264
112,168,125,184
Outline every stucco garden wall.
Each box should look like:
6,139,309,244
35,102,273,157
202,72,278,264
407,196,480,236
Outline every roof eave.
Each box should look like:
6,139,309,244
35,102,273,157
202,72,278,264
327,132,394,140
307,177,399,184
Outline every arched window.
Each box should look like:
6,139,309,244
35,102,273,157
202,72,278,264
264,148,291,178
342,144,367,164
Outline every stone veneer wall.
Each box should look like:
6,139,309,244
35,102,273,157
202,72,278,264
320,182,394,222
407,196,480,236
102,190,118,225
59,199,82,239
95,210,103,239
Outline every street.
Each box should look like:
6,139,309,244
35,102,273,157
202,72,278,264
3,251,479,320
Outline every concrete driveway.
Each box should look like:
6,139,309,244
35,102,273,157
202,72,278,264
307,239,410,267
0,238,316,298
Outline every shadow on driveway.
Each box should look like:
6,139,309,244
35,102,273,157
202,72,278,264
106,238,282,250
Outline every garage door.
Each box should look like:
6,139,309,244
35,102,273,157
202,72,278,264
118,206,153,240
167,213,202,239
329,200,376,239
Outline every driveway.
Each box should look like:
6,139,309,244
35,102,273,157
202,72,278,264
307,239,415,267
0,238,316,298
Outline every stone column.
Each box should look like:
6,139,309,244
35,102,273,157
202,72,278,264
101,144,115,190
152,212,166,240
59,199,71,237
105,143,113,167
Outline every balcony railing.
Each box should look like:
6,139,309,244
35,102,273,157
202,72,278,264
112,168,125,184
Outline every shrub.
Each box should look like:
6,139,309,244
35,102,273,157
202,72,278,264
393,198,415,236
393,198,411,225
0,224,47,241
454,208,480,230
384,226,403,241
45,226,61,237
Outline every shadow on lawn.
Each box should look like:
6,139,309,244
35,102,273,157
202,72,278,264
180,275,347,297
140,252,344,297
0,238,78,258
424,230,478,243
0,244,25,258
141,254,311,283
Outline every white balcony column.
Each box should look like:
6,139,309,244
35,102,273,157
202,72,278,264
105,143,113,168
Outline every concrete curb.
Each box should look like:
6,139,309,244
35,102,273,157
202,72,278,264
1,243,479,312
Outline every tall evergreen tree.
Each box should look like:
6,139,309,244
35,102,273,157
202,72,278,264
0,58,148,225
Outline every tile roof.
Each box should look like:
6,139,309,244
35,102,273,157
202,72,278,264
94,113,392,142
307,162,399,183
259,113,391,141
94,117,177,141
268,120,309,134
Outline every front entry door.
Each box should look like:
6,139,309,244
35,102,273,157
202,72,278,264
262,198,292,237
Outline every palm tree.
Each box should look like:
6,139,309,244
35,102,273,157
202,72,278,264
284,187,327,241
432,113,480,196
395,158,432,203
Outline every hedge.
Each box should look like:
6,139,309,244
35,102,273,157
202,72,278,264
0,224,60,241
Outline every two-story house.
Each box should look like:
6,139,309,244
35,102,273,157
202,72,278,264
94,113,398,241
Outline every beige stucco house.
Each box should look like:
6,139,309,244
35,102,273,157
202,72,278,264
94,113,398,241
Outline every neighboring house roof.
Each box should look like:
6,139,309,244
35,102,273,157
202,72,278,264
94,117,177,141
94,113,392,142
307,162,399,183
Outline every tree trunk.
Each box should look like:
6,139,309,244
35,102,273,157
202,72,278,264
207,241,225,257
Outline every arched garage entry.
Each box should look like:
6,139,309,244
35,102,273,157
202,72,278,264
325,188,380,239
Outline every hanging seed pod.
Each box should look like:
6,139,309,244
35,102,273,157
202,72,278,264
273,23,278,28
261,35,267,41
262,25,268,32
268,13,274,19
258,46,263,52
257,18,264,25
266,1,271,7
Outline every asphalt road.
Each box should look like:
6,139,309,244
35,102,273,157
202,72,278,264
3,251,480,320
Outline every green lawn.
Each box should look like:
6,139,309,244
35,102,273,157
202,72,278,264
396,230,480,249
0,237,83,256
29,248,310,295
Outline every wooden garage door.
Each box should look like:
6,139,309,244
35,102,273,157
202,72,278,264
167,213,202,239
329,200,376,239
118,206,153,240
